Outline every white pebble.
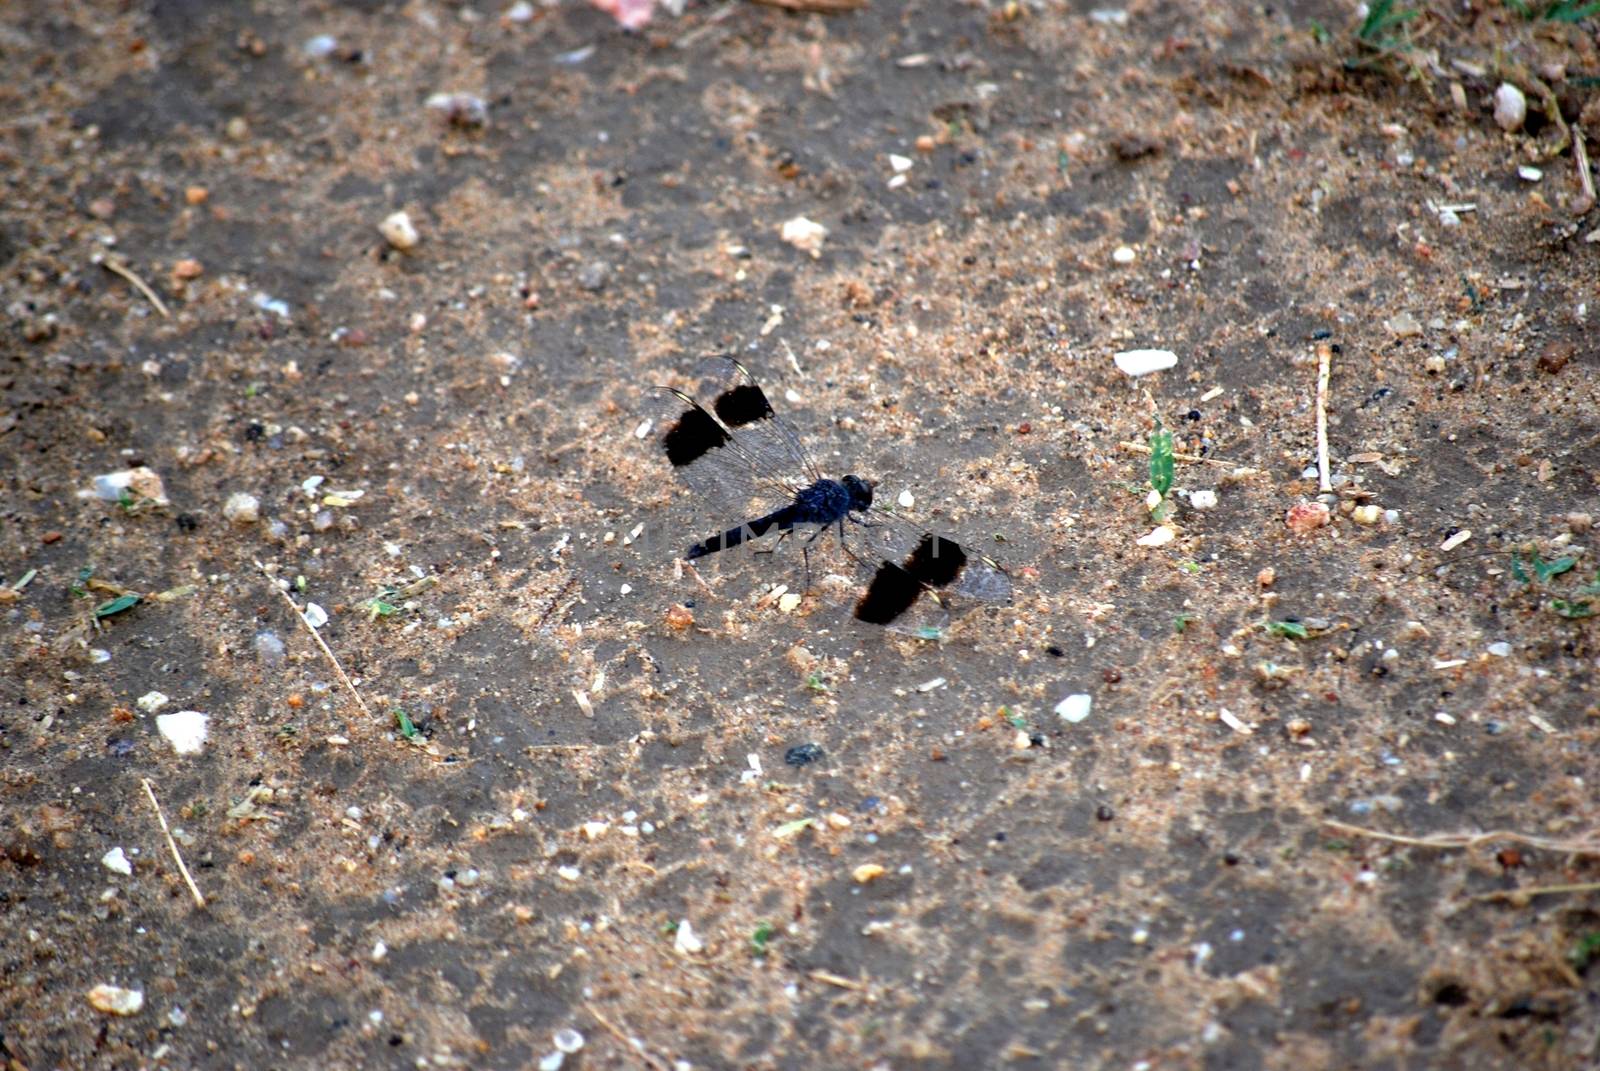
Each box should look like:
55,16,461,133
101,847,133,876
222,492,260,524
303,602,329,629
1493,83,1526,131
371,940,388,962
136,690,170,713
156,711,209,755
888,154,913,173
674,919,704,955
379,211,419,251
1112,245,1136,264
1486,641,1511,657
1113,349,1177,377
87,985,144,1016
897,489,915,509
1055,694,1092,723
1136,525,1175,547
1188,489,1218,510
780,215,828,257
553,1028,585,1054
1517,165,1542,182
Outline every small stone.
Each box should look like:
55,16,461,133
1056,693,1092,723
674,919,703,955
88,985,144,1016
136,691,170,713
379,211,419,251
915,134,936,152
222,492,260,524
1257,567,1276,588
1136,525,1176,547
780,215,828,258
101,847,133,875
1384,311,1422,337
253,631,285,666
1113,349,1177,377
1537,341,1575,375
1112,245,1136,264
553,1028,585,1055
88,197,116,220
853,863,887,884
576,262,609,291
1493,83,1526,131
888,153,913,173
1487,641,1511,658
185,186,209,205
302,603,328,629
1285,501,1330,534
1352,504,1381,525
538,1053,565,1071
425,92,489,128
91,466,169,506
156,711,209,755
785,742,824,767
1423,354,1447,374
1439,529,1472,552
1567,512,1592,534
224,116,250,141
1517,165,1543,183
1188,489,1218,510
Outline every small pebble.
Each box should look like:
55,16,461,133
1439,529,1472,552
888,153,913,173
87,985,144,1016
784,743,824,767
1517,165,1542,183
1285,501,1330,534
553,1028,585,1054
101,847,133,875
674,919,703,955
1352,504,1381,526
253,631,285,665
156,711,209,755
302,34,338,58
853,863,887,884
1113,349,1177,377
303,603,329,628
577,262,609,291
506,0,535,21
538,1054,565,1071
425,92,489,128
1136,525,1175,547
1111,245,1136,264
136,691,170,713
1385,311,1422,337
222,492,260,524
1188,489,1218,510
1055,694,1092,723
780,215,828,258
1486,641,1511,657
378,211,419,251
1493,83,1526,131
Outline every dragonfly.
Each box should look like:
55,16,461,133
648,356,1011,631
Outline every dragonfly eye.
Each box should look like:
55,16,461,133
843,474,874,511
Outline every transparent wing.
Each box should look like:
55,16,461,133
646,386,793,523
848,510,1012,629
686,357,821,488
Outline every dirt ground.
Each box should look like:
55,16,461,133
3,1,1600,1068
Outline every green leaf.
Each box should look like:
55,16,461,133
93,594,141,619
1551,598,1596,620
1358,0,1419,42
1308,18,1330,43
805,673,830,693
1001,706,1027,730
1174,613,1194,634
1534,556,1576,583
771,817,816,839
393,707,421,741
1148,425,1175,500
1265,620,1309,639
365,595,401,620
71,565,95,598
1569,932,1600,971
751,921,775,955
1511,553,1531,585
1544,0,1600,21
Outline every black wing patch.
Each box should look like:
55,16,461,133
661,402,730,469
854,533,973,625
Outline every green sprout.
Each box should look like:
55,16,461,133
751,921,775,956
805,673,830,693
393,708,421,742
71,565,95,598
1174,613,1194,634
1357,0,1419,46
1264,620,1309,640
93,593,142,620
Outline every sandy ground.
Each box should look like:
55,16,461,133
3,1,1600,1068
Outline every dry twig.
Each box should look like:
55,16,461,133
255,560,373,722
1323,819,1600,856
97,253,171,318
142,777,206,908
583,1001,670,1071
1314,342,1332,493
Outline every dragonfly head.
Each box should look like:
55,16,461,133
842,474,874,513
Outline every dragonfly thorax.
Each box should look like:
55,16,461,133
791,475,873,526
